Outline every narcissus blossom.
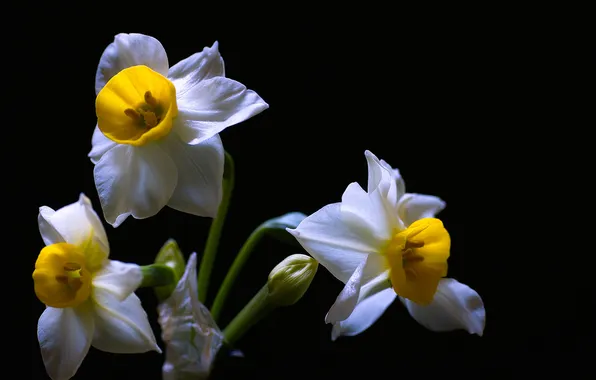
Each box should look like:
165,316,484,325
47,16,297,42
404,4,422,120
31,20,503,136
90,33,269,227
158,252,224,380
288,151,485,340
33,194,160,380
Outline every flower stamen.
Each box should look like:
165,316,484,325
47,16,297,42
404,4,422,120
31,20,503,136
123,91,163,129
144,91,159,107
124,108,142,122
139,109,159,128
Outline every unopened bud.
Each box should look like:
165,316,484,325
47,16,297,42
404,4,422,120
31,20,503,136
152,239,186,302
267,254,318,306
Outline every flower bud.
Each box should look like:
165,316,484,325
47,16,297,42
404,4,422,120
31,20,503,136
153,239,186,302
267,254,318,306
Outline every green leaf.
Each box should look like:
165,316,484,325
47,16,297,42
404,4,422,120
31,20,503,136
260,212,307,245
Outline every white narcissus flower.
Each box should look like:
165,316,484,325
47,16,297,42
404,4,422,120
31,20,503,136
158,252,224,380
287,151,485,341
90,33,269,227
33,194,160,380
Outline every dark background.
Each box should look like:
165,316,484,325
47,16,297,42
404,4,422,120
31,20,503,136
24,7,588,380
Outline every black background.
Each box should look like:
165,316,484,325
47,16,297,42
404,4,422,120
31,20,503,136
24,7,588,380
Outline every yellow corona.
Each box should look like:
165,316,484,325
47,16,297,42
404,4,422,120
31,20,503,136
385,218,450,305
96,65,178,146
32,243,92,308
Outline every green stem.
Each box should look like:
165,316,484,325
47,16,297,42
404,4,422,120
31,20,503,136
197,151,235,303
210,227,265,322
139,264,176,288
360,276,393,300
222,285,276,345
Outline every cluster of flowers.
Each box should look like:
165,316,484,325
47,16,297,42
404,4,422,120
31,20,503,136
33,33,486,380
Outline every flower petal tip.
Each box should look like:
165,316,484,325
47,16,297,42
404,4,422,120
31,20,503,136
109,212,131,228
330,323,341,341
78,193,91,205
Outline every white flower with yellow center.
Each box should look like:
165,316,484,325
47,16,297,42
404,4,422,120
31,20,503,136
287,151,485,340
33,194,161,380
90,33,269,227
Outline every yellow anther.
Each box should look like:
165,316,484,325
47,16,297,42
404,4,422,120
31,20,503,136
124,108,142,121
144,91,159,107
140,110,158,128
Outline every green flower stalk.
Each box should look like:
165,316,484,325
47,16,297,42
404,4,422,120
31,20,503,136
222,254,318,345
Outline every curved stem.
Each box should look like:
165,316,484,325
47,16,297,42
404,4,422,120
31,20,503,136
222,285,276,345
210,227,265,322
197,151,235,304
360,276,393,300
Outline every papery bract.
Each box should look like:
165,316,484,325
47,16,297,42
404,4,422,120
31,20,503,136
158,252,224,380
34,194,160,380
288,151,485,340
90,33,269,227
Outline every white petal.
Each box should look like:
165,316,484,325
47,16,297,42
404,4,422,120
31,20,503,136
92,260,142,302
95,33,169,94
287,203,380,284
38,306,94,380
89,126,117,164
397,193,446,227
400,278,485,336
168,41,225,99
174,76,269,145
332,288,396,341
38,194,109,256
161,133,224,218
93,143,178,227
38,207,63,246
325,259,366,324
325,255,387,324
158,253,224,380
91,288,161,353
379,158,406,197
341,182,393,243
365,150,401,206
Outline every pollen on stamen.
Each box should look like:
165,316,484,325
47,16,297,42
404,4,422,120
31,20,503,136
141,111,158,128
403,250,424,263
405,240,424,249
144,91,159,107
124,108,142,121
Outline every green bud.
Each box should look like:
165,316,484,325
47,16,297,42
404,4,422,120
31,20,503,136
267,254,318,306
153,239,186,302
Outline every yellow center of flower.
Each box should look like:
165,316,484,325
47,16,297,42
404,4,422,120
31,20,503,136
32,243,92,308
385,218,450,305
96,65,178,146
